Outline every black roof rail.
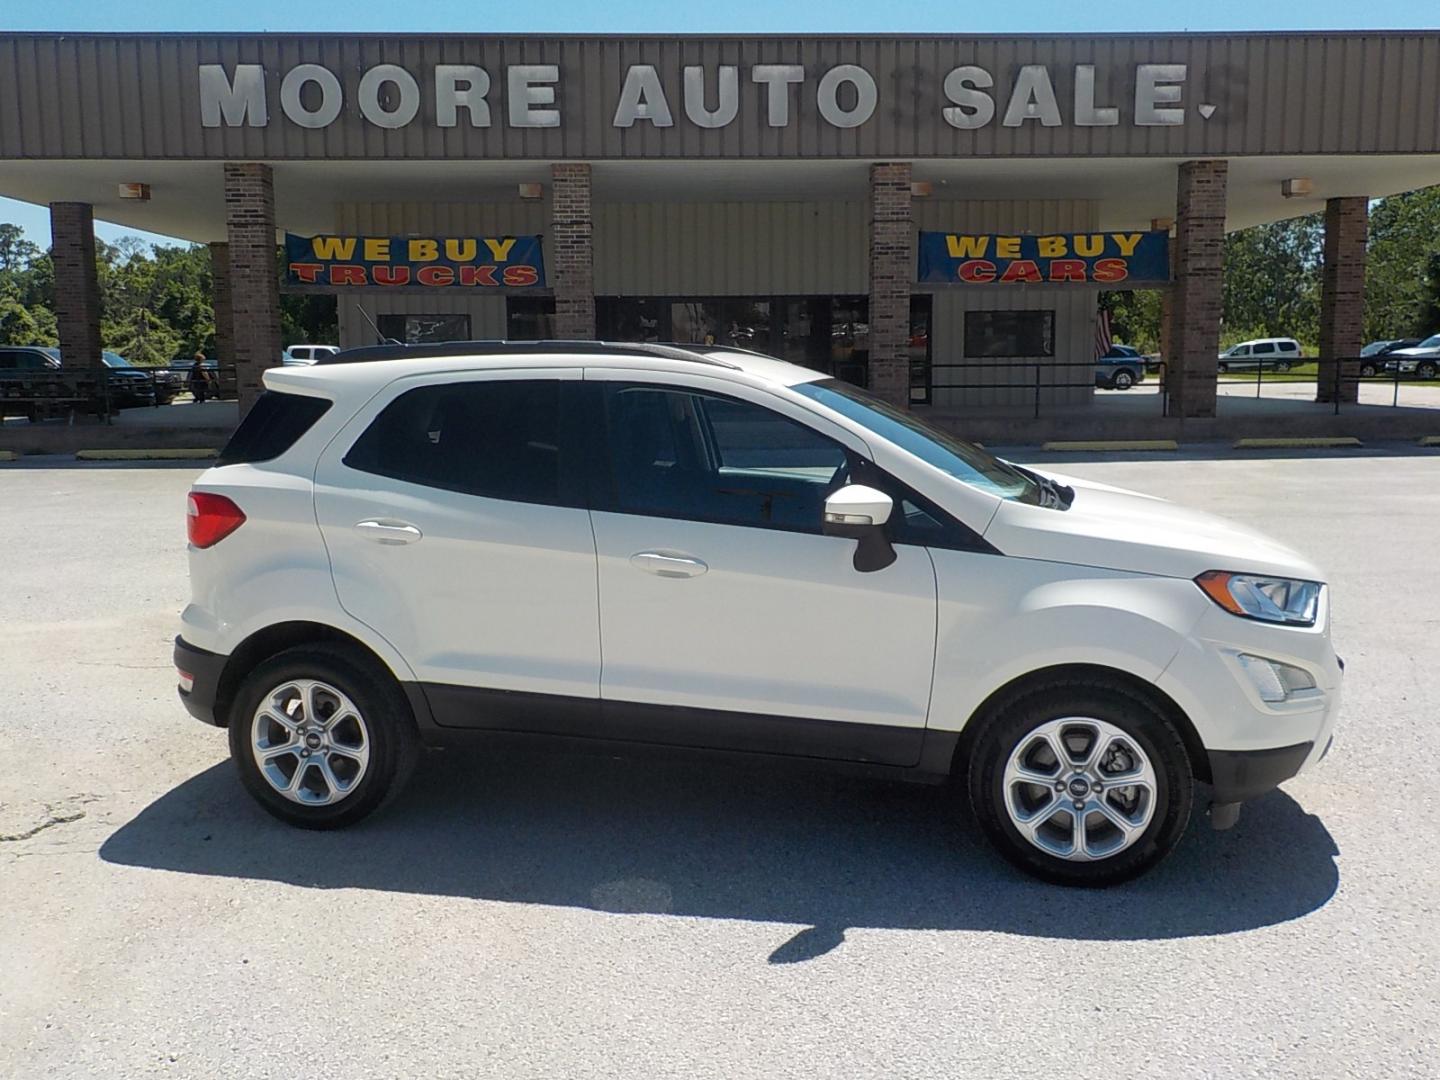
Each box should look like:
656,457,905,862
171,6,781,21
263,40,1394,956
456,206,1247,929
320,339,742,370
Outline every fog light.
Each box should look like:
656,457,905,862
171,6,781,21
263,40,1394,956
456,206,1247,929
177,670,195,693
1236,653,1316,703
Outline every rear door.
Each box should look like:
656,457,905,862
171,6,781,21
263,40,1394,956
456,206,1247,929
312,370,601,713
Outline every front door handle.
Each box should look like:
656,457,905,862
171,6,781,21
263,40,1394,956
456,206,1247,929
354,519,423,545
629,551,708,579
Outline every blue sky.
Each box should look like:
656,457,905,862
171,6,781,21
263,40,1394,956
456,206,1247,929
2,2,1435,248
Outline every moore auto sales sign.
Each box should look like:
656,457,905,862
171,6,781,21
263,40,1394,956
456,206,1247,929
201,58,1206,135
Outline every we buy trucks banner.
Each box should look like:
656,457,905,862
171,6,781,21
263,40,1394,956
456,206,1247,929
285,233,546,289
917,230,1170,286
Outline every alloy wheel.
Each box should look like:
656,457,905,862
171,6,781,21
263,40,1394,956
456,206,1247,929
1001,716,1158,862
250,679,371,806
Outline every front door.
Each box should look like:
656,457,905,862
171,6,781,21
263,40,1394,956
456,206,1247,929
313,370,601,709
586,374,938,766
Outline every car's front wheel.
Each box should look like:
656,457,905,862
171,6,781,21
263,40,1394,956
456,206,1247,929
228,644,419,828
1419,361,1437,380
966,681,1194,886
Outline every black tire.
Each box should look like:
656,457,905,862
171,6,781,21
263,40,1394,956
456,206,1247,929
228,643,420,829
965,680,1194,887
1217,362,1228,374
1419,361,1437,380
1274,361,1291,373
1113,369,1135,390
1359,362,1378,378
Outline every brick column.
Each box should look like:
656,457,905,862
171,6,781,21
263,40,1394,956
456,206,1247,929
49,202,103,369
1316,196,1368,404
1169,161,1228,418
868,162,913,409
209,242,234,366
550,163,595,340
223,163,282,415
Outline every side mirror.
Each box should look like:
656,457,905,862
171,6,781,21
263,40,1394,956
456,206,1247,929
822,484,897,573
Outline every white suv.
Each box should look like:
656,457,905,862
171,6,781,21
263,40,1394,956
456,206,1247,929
175,342,1342,885
1217,338,1303,372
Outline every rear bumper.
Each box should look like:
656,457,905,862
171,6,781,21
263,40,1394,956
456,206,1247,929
174,636,227,727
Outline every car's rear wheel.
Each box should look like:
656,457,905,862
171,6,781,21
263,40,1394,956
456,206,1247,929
1359,361,1378,377
1217,362,1229,374
1275,361,1291,373
228,644,419,829
966,681,1193,886
1112,369,1135,390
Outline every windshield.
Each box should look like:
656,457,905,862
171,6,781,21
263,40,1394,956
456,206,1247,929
791,378,1042,503
1361,341,1392,356
101,351,132,368
1419,335,1440,349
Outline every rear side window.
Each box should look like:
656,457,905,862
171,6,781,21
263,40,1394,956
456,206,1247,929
217,390,331,466
344,380,565,506
1278,341,1299,353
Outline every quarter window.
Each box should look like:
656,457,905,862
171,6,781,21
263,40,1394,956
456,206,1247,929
345,380,563,505
602,385,848,532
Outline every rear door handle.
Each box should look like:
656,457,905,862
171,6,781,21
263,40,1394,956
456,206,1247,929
629,551,708,579
354,519,423,545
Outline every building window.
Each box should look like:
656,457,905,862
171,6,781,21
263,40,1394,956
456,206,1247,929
506,296,556,340
376,314,471,345
963,310,1056,358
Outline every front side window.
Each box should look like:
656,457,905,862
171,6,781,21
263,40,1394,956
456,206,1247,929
345,380,563,505
602,385,847,532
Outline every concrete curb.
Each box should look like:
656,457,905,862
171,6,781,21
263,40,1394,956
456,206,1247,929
74,448,219,461
1040,439,1179,452
1233,437,1362,449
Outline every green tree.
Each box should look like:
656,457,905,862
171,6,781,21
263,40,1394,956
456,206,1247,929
1221,213,1323,350
1365,186,1440,339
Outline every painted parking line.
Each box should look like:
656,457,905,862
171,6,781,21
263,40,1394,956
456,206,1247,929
1040,440,1180,452
74,448,219,461
1233,437,1363,449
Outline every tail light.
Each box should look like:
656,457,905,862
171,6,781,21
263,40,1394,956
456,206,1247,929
187,492,246,548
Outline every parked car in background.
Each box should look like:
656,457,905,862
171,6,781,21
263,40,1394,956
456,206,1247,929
1217,338,1302,373
1358,339,1422,377
1143,353,1164,375
282,345,341,366
1095,344,1146,390
1383,334,1440,379
101,350,185,404
0,345,64,419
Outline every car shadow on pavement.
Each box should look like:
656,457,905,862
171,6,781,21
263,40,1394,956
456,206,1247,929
100,743,1340,963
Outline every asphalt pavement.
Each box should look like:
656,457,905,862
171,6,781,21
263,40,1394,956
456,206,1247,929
2,447,1437,1078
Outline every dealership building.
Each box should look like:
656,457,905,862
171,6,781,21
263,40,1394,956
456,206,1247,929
2,31,1440,423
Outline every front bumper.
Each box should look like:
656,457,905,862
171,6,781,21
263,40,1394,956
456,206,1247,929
1208,741,1314,804
174,635,227,726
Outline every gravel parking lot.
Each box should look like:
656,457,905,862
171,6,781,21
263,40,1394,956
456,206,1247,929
2,448,1437,1078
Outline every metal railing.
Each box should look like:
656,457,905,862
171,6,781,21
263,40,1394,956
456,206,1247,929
926,358,1170,419
0,364,239,424
1219,355,1437,414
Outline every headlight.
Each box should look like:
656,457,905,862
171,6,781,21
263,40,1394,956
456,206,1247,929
1196,570,1322,627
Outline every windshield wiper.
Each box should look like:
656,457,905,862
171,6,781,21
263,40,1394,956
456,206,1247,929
1008,463,1074,510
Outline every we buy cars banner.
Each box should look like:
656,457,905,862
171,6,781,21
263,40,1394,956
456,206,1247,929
285,233,546,289
917,230,1170,286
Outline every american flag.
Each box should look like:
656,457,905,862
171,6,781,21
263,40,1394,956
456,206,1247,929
1094,308,1113,359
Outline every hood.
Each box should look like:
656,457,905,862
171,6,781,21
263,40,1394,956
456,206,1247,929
982,472,1325,582
1390,345,1440,357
